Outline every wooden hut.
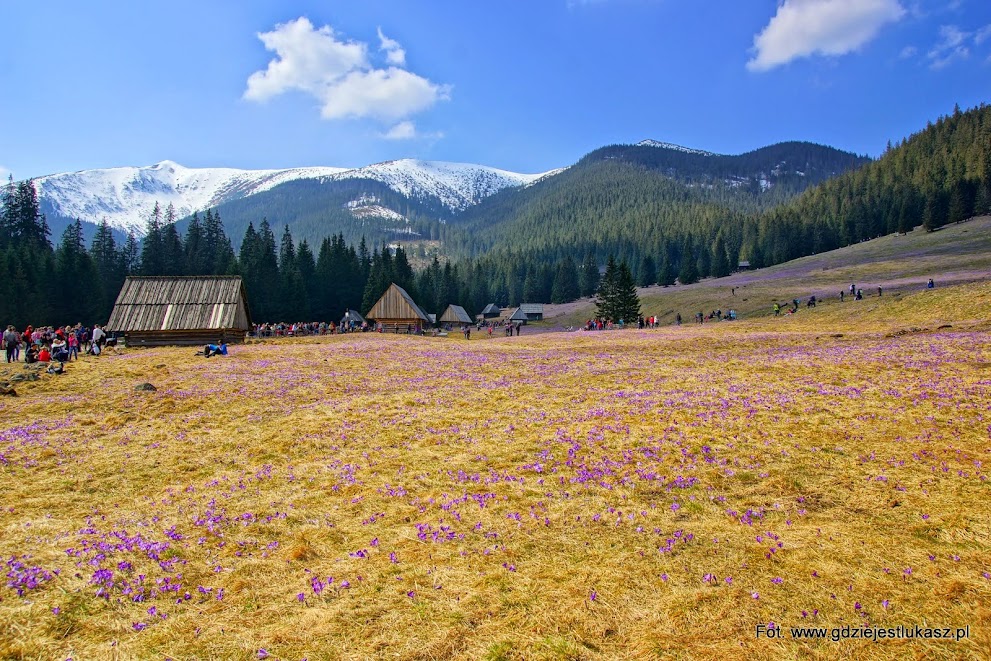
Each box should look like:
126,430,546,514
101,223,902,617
480,303,501,319
340,309,365,328
508,307,529,325
520,303,544,321
365,283,430,333
440,304,472,325
106,276,253,347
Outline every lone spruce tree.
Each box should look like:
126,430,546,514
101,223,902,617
595,256,641,323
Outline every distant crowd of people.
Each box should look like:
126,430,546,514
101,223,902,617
3,323,115,365
775,279,936,315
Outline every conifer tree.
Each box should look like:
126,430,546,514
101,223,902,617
678,240,699,284
636,254,657,287
579,251,599,297
551,255,580,303
710,235,730,278
140,202,165,275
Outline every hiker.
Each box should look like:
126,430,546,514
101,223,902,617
675,313,682,325
855,289,863,300
840,291,845,302
3,325,19,363
773,303,780,316
927,278,934,289
878,286,882,297
850,283,856,295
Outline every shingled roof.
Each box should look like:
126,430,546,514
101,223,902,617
107,276,252,333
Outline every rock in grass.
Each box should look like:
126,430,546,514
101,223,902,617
135,383,157,392
0,386,16,397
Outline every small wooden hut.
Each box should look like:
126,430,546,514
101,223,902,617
520,303,544,321
480,303,501,319
366,283,430,333
440,304,472,325
508,307,529,325
106,276,253,347
340,309,365,328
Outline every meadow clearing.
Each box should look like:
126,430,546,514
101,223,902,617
1,281,990,660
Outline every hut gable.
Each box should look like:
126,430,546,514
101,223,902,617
508,307,529,323
107,276,253,346
440,304,472,324
340,309,365,325
480,303,501,318
366,283,429,329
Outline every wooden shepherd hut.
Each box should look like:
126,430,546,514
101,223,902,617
106,276,253,347
440,304,472,325
480,303,501,319
365,283,430,333
508,307,529,325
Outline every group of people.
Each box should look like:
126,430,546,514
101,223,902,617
692,310,737,324
2,323,111,365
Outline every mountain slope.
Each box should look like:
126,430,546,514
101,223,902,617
34,159,552,238
443,141,871,263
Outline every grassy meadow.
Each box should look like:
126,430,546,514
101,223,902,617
2,282,991,659
547,216,991,330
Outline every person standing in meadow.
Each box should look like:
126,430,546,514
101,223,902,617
3,325,20,363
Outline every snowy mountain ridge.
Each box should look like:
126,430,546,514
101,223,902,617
634,140,717,157
34,159,553,235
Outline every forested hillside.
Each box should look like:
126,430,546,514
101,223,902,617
3,105,988,329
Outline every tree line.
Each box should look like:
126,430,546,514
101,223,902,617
1,178,599,328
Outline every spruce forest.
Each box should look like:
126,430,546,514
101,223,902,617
1,104,989,329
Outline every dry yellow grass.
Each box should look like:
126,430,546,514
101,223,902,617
1,282,990,660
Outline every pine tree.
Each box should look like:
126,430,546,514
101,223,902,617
522,266,540,303
678,240,699,284
161,223,185,275
922,191,948,232
595,255,619,320
90,219,125,318
140,202,165,275
636,254,657,287
613,260,641,323
579,251,599,297
551,256,580,303
184,211,206,274
710,235,730,278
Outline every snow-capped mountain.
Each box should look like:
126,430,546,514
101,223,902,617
34,159,554,235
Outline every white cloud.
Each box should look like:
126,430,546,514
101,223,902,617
381,121,417,140
899,45,918,58
319,68,451,121
244,17,449,127
927,24,970,68
747,0,907,72
377,27,406,66
975,24,991,45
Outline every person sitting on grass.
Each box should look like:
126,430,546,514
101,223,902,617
199,341,228,357
51,337,70,363
37,344,51,363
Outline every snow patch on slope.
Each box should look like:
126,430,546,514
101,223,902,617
635,140,718,157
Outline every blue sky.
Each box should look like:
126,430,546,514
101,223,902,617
1,0,988,179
